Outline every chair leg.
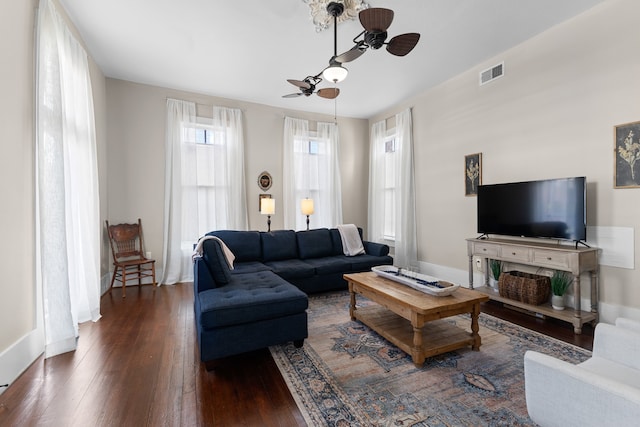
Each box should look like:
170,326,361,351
121,266,126,298
109,268,117,293
152,264,157,286
137,264,142,287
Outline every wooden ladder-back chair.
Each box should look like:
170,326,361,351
106,218,156,297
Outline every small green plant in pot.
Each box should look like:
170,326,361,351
550,270,573,310
489,259,502,290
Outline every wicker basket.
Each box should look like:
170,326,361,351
498,271,550,305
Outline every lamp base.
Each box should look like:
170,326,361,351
306,215,310,231
267,215,272,232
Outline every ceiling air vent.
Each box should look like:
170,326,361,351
479,62,504,86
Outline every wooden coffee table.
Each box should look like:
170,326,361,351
344,272,490,367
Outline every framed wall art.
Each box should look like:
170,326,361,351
258,171,272,191
614,121,640,189
465,153,482,196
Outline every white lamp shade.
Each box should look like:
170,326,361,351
301,198,314,216
260,198,275,215
322,64,348,83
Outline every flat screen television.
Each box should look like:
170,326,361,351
477,177,586,242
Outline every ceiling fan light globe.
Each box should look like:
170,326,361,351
323,64,348,83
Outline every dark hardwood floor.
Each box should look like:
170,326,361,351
0,283,593,426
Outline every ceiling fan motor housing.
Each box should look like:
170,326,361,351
365,31,388,49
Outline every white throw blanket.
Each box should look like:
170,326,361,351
337,224,365,256
192,235,235,269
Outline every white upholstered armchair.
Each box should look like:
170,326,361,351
524,318,640,427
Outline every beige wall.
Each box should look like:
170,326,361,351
370,0,640,320
105,79,369,275
0,0,38,355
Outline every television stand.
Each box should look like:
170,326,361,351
466,237,600,334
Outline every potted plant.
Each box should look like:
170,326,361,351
489,259,502,290
550,270,573,310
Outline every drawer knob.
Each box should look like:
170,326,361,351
512,252,516,255
547,257,552,261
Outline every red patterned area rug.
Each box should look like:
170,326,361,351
270,291,591,426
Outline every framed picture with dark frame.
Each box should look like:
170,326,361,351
259,194,272,211
465,153,482,196
614,120,640,189
258,171,272,191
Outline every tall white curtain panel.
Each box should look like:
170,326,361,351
368,109,417,268
162,100,248,284
394,109,418,268
36,0,102,358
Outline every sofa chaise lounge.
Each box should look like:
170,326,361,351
193,227,393,366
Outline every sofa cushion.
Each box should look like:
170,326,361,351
297,228,334,259
304,255,353,275
264,259,315,280
329,228,345,255
261,230,298,262
231,261,271,275
350,254,394,271
201,239,232,285
207,230,262,262
197,271,308,330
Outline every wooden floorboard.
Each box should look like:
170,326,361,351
0,283,593,426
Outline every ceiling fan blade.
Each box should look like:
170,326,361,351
359,8,394,32
282,93,303,98
287,79,311,89
335,42,367,63
386,33,420,56
317,88,340,99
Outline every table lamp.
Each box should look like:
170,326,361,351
260,198,275,232
301,198,314,230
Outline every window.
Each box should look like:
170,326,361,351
283,117,342,230
293,133,326,229
181,120,231,247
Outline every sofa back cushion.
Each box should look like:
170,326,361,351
201,239,232,285
297,228,334,259
261,230,298,262
207,230,262,262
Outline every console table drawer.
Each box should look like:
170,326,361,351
473,242,500,257
533,250,570,269
500,245,530,263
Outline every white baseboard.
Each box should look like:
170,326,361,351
0,328,44,396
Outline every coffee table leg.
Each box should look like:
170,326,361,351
412,326,425,366
349,283,356,321
471,303,481,351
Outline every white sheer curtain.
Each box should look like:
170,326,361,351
368,120,387,244
283,117,343,230
318,122,343,227
394,109,418,268
283,117,309,229
162,100,248,284
368,109,417,268
36,0,102,358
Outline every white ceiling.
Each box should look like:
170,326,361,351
58,0,605,119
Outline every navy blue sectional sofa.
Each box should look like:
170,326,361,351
193,227,392,366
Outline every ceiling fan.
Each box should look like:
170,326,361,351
324,2,421,79
282,74,340,99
